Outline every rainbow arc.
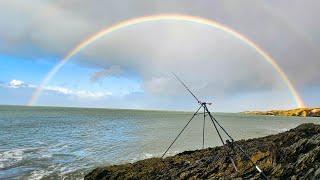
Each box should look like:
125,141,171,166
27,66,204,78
28,14,305,108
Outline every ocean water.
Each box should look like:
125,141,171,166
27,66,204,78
0,105,318,179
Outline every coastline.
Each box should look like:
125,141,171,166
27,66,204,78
85,123,320,179
242,108,320,117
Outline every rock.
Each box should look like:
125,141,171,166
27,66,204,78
314,168,320,178
85,123,320,179
310,109,320,117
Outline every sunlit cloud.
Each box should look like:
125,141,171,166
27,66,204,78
8,79,28,88
4,79,111,99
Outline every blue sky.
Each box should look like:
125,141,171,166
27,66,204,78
0,54,143,107
0,1,319,111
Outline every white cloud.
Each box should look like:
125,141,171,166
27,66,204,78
5,79,111,99
44,86,111,99
8,80,27,88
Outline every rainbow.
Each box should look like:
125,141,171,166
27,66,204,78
28,14,305,107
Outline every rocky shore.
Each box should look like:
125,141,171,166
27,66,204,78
85,123,320,179
243,108,320,117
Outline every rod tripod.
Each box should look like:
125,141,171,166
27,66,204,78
161,73,269,180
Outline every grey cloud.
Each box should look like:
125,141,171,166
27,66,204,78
78,21,283,96
1,0,319,108
90,65,123,82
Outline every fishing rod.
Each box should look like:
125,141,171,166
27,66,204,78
172,73,201,104
162,73,269,180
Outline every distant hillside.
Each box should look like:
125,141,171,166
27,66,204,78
243,108,320,117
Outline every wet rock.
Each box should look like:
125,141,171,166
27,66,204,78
314,168,320,178
85,123,320,179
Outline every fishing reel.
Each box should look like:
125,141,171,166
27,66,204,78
199,101,212,106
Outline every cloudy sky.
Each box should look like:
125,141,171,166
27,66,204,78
0,0,319,112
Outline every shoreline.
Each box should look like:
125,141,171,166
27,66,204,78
85,123,320,179
242,107,320,117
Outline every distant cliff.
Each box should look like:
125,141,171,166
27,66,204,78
85,123,320,179
243,108,320,117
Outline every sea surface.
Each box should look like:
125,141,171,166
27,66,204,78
0,105,318,179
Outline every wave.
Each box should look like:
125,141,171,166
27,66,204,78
0,145,54,169
29,169,51,180
0,148,37,169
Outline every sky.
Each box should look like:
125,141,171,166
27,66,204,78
0,0,319,112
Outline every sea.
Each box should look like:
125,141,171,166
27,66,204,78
0,105,318,179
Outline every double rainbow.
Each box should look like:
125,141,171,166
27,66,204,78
28,14,305,107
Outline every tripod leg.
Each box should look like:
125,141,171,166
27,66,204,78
202,107,205,149
205,105,239,173
204,105,225,146
229,156,238,172
161,105,202,158
233,143,269,180
214,112,269,180
208,110,233,141
204,105,268,179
